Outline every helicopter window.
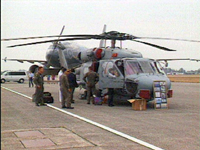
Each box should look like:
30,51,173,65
125,61,143,75
155,61,166,75
139,61,155,74
150,61,160,73
115,60,124,76
108,68,119,78
102,62,120,78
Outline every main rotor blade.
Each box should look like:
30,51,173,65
136,37,200,43
7,37,91,48
1,34,97,41
2,29,200,43
131,39,176,51
1,35,63,41
190,59,200,62
156,58,190,61
49,25,66,66
53,25,65,48
59,26,65,36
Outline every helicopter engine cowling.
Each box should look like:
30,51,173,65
92,48,105,60
78,48,105,62
78,49,93,62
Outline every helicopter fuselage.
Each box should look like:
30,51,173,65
67,46,172,102
44,43,173,102
32,42,173,102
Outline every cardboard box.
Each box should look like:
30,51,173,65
128,99,147,111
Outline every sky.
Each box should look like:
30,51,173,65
1,0,200,71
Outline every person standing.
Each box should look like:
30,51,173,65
83,66,99,104
28,71,34,87
51,75,56,80
33,66,45,106
104,88,115,107
58,68,65,102
68,68,78,103
107,88,115,107
47,75,51,81
60,69,74,109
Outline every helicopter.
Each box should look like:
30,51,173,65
2,25,200,102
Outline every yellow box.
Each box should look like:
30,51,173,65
128,99,147,111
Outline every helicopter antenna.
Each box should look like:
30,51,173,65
99,24,106,48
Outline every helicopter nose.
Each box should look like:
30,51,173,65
136,74,171,93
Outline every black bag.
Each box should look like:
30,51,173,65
43,92,54,103
43,92,51,96
32,92,54,103
43,95,54,103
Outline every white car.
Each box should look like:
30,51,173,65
1,71,28,83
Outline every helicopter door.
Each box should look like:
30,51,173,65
98,60,124,89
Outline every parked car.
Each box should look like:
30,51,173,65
1,71,28,83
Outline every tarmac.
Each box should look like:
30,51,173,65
1,82,199,150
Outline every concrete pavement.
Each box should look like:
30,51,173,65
1,82,199,150
1,85,149,150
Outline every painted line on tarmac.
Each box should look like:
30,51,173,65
2,86,32,99
2,86,164,150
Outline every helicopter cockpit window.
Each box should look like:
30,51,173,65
150,61,160,73
125,61,143,75
102,62,120,78
155,61,166,75
139,61,155,74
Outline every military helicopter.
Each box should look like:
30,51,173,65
2,25,199,102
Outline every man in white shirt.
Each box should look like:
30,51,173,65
28,71,34,87
58,68,65,102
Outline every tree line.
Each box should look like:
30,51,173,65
164,68,200,75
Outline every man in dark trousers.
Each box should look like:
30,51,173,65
60,69,74,109
68,68,78,103
83,66,99,104
33,66,45,106
107,88,115,107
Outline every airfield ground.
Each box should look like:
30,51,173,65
44,75,200,83
42,74,200,83
167,75,199,83
1,78,199,150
